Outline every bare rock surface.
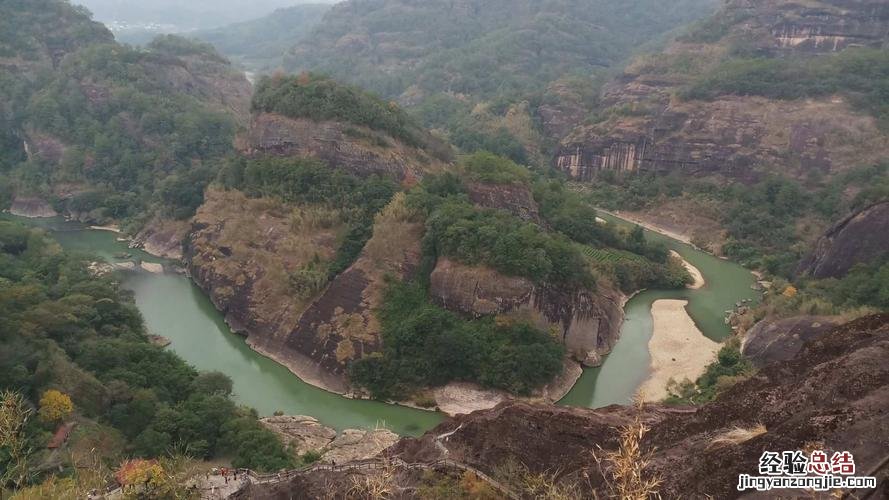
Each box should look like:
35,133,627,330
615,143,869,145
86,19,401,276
8,197,57,218
259,415,398,464
742,315,840,367
797,201,889,279
429,257,625,365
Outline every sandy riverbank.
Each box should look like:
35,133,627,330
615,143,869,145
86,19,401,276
637,299,720,402
671,250,705,289
598,209,694,245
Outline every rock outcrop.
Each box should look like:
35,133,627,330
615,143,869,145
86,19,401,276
554,0,889,183
464,181,541,223
7,197,57,218
389,314,889,499
187,191,425,394
429,258,624,367
741,315,840,367
254,197,424,391
186,188,347,389
260,415,397,463
240,113,446,182
797,201,889,279
132,218,190,260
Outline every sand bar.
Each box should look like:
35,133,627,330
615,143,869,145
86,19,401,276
671,250,705,289
638,299,720,401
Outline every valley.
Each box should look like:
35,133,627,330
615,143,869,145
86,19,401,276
1,0,887,497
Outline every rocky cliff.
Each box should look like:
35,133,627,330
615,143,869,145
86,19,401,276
429,258,624,367
7,197,58,218
797,201,889,279
398,314,887,498
247,196,426,392
186,188,348,389
237,316,889,499
187,190,425,393
239,113,447,182
554,0,889,183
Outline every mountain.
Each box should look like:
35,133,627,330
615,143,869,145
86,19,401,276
193,4,331,73
177,72,689,406
74,0,336,31
279,0,721,163
555,0,889,278
0,1,251,224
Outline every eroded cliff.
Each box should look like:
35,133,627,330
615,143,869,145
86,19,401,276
554,0,889,183
430,258,624,368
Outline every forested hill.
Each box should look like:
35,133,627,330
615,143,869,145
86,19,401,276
0,0,251,229
0,0,112,67
272,0,719,164
193,4,331,73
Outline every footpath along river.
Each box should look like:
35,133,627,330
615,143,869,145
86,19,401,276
4,211,757,434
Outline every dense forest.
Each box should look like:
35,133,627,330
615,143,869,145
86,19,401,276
0,222,293,493
190,0,718,163
0,0,249,230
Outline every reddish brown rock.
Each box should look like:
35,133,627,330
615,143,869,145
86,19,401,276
429,258,624,366
240,113,447,182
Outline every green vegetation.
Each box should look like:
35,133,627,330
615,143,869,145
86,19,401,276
0,221,292,485
0,0,250,229
421,198,595,289
684,48,889,126
252,73,428,150
0,0,111,60
280,0,718,160
582,165,889,278
462,151,530,185
665,339,754,404
194,4,331,72
349,281,564,399
218,156,398,278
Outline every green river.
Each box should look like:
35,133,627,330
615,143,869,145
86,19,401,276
4,212,757,435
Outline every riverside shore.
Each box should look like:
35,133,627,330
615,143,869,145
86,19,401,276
638,299,720,401
671,250,705,289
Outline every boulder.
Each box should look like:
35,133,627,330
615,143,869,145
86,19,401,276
797,201,889,279
741,315,840,368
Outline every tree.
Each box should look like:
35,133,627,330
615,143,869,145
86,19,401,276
38,390,73,425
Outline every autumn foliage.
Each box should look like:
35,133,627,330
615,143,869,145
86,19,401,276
38,390,73,424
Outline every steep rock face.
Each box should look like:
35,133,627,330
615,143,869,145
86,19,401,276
736,0,889,55
556,95,888,183
240,113,445,181
7,197,58,218
464,182,541,223
132,218,190,260
185,188,345,388
797,201,889,278
554,0,889,183
429,258,624,366
389,314,889,499
741,315,840,367
242,199,425,392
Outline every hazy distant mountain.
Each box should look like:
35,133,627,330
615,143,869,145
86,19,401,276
72,0,338,44
193,4,331,72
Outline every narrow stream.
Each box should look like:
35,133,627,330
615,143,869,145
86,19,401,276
4,212,757,433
